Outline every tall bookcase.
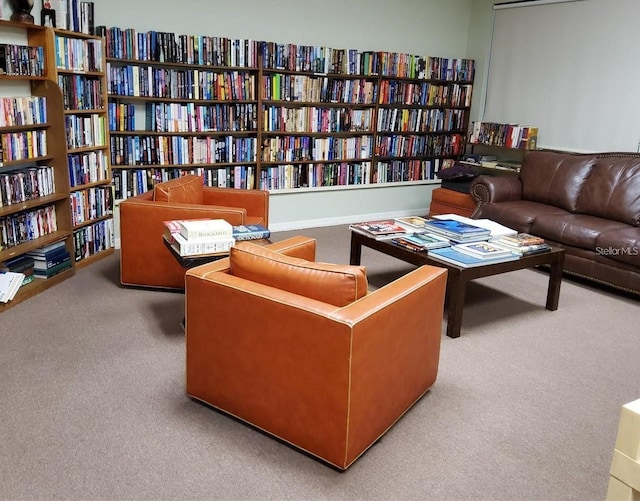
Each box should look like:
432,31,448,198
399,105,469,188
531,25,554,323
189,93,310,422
44,27,114,268
98,27,475,200
0,20,75,312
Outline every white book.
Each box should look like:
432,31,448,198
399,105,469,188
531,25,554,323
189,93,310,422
178,218,232,241
171,232,235,257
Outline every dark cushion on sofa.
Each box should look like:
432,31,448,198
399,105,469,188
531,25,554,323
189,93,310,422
520,151,596,212
531,214,629,251
576,157,640,226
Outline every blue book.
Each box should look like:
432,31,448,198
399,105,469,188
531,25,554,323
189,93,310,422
424,218,490,236
428,246,519,268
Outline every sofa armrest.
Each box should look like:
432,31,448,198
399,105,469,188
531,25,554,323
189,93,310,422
203,187,270,226
470,175,524,214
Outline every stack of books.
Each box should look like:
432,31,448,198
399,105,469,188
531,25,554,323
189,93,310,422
164,219,271,257
494,233,551,255
163,219,236,257
26,240,72,279
1,254,36,288
0,271,26,303
391,232,450,252
422,218,491,243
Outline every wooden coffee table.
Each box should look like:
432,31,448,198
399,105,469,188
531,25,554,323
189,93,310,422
349,230,565,338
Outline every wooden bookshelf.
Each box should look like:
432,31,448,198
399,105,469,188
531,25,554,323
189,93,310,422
97,27,475,199
42,27,114,269
0,20,75,312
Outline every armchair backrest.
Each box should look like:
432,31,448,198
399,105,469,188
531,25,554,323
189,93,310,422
228,242,368,306
153,175,204,203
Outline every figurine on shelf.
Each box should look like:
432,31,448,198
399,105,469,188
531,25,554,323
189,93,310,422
9,0,35,24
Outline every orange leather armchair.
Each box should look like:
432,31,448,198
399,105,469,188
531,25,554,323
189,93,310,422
185,236,447,470
119,175,269,289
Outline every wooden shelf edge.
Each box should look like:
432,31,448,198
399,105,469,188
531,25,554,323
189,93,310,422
0,266,74,313
74,247,114,269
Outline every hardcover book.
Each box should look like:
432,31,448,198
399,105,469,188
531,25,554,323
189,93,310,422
178,218,233,241
453,241,514,260
428,246,519,268
498,233,545,247
169,233,235,257
232,224,270,241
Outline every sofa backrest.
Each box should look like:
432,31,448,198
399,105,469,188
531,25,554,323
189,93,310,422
229,241,368,307
520,151,597,212
576,157,640,226
153,175,204,204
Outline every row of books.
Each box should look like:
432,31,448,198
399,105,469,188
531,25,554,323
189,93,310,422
0,166,55,208
350,214,551,268
0,96,47,128
468,121,538,150
109,135,258,167
163,218,270,257
258,162,371,191
100,26,474,81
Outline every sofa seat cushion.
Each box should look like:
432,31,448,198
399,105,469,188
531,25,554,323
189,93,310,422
575,157,640,226
595,226,640,267
153,175,204,204
519,151,596,212
479,200,569,234
229,241,368,307
531,214,628,251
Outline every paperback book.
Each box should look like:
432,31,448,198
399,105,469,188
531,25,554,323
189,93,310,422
396,232,450,250
350,219,410,240
394,216,430,230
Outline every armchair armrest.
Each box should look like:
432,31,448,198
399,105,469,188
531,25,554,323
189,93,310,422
471,175,523,215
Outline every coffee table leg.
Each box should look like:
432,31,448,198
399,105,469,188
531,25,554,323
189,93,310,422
545,252,564,311
446,273,466,338
350,235,362,265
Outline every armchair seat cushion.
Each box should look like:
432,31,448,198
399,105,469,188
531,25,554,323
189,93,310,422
153,175,203,203
229,242,368,307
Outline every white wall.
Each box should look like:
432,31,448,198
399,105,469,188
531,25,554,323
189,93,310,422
2,0,482,232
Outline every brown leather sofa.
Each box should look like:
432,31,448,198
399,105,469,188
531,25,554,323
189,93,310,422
471,150,640,295
119,175,269,289
184,236,448,470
